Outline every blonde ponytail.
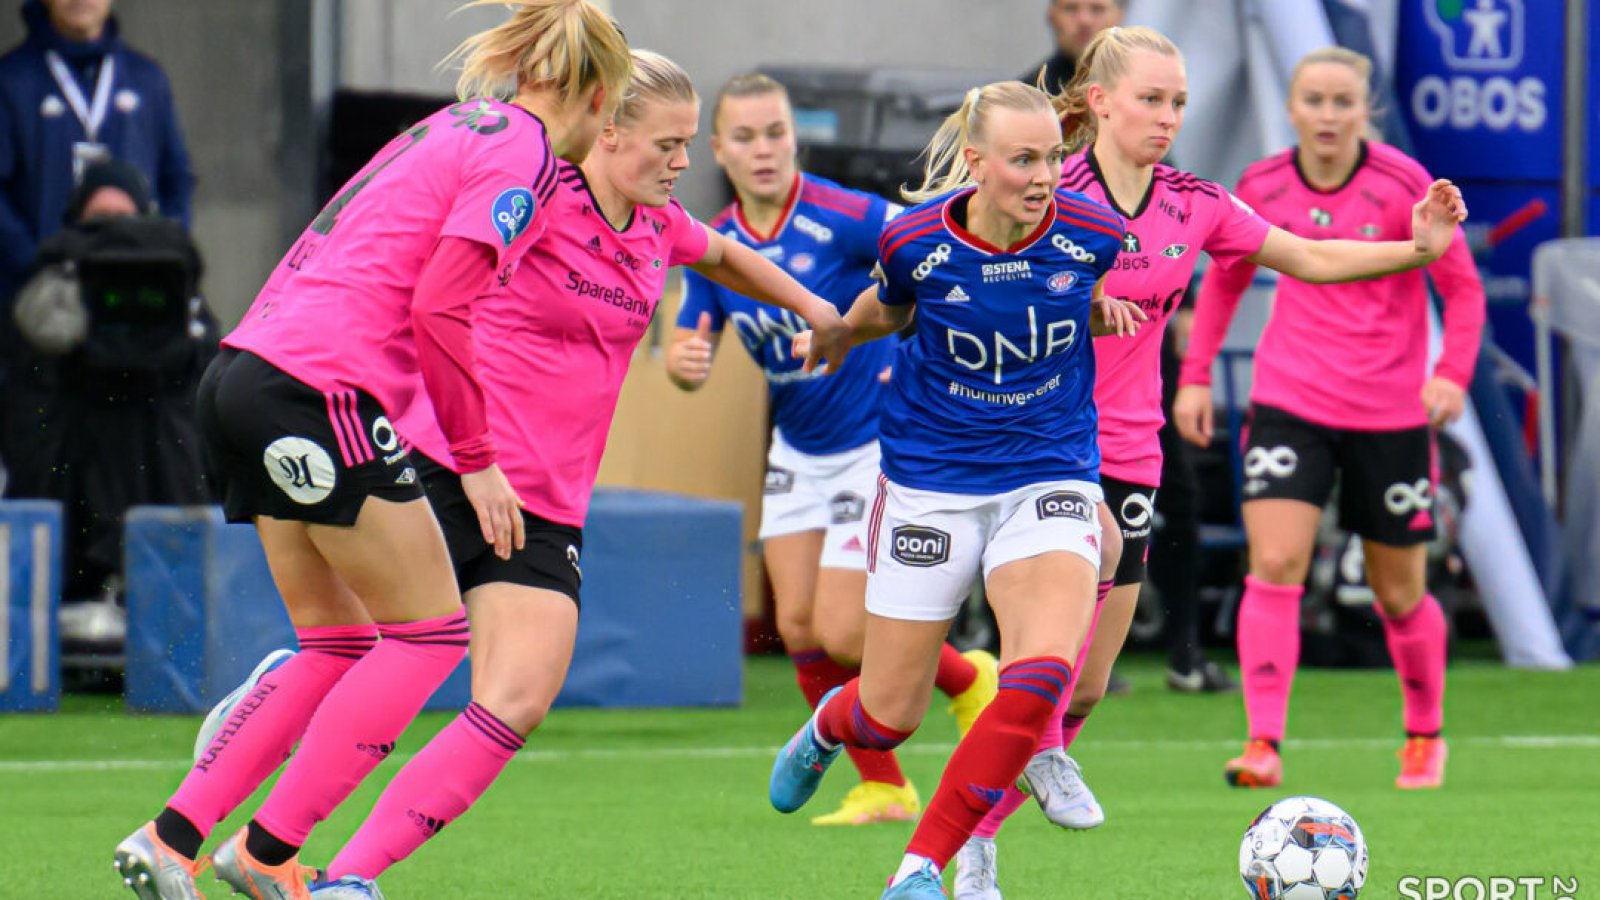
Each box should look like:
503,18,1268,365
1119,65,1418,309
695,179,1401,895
447,0,631,108
903,81,1055,203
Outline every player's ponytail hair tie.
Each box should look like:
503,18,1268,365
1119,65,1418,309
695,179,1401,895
965,87,982,109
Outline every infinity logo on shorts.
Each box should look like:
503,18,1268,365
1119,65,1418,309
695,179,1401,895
1036,491,1093,522
1384,479,1433,515
891,525,950,567
1243,446,1299,479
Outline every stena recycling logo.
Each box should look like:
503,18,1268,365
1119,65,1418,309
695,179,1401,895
1413,0,1545,133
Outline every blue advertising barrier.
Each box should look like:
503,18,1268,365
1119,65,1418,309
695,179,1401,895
125,490,742,714
0,501,62,712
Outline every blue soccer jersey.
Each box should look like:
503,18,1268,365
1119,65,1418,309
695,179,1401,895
874,186,1125,493
678,173,899,455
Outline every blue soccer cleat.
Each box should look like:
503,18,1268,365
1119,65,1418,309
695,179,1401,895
882,860,946,898
193,648,296,763
310,874,386,898
769,686,843,813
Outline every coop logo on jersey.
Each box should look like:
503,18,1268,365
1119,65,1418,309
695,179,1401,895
982,260,1032,283
1309,207,1333,227
263,437,336,505
492,187,535,247
890,525,950,567
1413,0,1545,133
913,243,952,281
789,252,816,274
1035,491,1093,522
1161,243,1189,259
793,214,834,244
830,492,866,525
1047,271,1078,294
764,466,795,495
1425,0,1523,71
1051,234,1097,263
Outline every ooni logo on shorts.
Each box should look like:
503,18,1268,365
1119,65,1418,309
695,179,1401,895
830,492,866,525
1036,491,1092,522
764,466,796,495
891,525,950,567
492,187,536,247
263,437,336,505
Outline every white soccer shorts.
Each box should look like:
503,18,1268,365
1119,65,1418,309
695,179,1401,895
758,429,880,571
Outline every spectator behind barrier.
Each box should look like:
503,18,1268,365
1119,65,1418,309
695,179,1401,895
0,0,195,355
1024,0,1125,94
3,157,215,658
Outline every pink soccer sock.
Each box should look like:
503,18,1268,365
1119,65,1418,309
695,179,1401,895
972,580,1111,840
328,701,523,880
1379,594,1447,736
251,608,469,847
1238,576,1303,743
166,624,378,839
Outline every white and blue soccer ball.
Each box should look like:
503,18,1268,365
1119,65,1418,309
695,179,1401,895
1238,796,1368,899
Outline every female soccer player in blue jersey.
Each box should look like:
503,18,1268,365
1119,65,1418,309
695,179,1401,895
666,74,998,827
767,79,1143,898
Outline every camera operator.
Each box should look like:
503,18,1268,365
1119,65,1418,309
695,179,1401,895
3,158,213,657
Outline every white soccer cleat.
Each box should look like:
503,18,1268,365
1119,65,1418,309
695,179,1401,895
952,836,1003,900
1019,748,1105,830
193,648,296,763
113,822,207,900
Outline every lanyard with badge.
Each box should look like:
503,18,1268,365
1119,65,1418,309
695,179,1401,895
45,50,116,183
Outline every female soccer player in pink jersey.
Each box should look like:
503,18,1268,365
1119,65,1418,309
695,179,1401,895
664,73,998,828
299,51,850,898
1173,46,1484,794
113,4,631,899
956,31,1469,899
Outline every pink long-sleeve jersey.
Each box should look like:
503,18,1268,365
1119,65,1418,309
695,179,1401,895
399,162,709,526
1060,149,1271,487
1182,141,1485,430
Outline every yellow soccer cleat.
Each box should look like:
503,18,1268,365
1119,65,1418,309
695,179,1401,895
947,649,1000,738
810,780,922,826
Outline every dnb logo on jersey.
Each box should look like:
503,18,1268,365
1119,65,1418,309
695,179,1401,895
1047,271,1078,294
1035,490,1092,522
492,187,536,246
891,525,950,567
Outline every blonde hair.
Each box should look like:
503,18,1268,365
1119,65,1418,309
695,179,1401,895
448,0,632,108
613,50,697,128
902,81,1058,203
1057,26,1183,151
711,73,790,133
1289,46,1383,140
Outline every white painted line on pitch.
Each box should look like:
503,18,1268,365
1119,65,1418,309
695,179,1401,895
1,733,1596,774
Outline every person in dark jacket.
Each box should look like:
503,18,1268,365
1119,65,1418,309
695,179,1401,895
1022,0,1125,94
0,0,194,331
3,158,213,654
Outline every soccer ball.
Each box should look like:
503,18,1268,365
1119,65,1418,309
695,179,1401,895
1238,796,1368,899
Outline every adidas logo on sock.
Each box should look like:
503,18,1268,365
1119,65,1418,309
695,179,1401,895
944,285,971,303
967,783,1005,807
356,741,396,760
405,809,449,837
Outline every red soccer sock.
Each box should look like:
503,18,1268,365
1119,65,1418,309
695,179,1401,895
933,643,977,697
906,657,1072,869
815,678,915,752
790,649,905,787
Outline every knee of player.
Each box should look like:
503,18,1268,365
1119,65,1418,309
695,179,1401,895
773,609,818,650
814,620,865,667
1251,547,1311,585
471,676,556,737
